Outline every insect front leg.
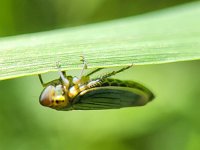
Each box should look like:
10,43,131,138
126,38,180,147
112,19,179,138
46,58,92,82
38,74,48,87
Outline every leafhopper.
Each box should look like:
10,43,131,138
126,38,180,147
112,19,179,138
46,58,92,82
39,58,154,110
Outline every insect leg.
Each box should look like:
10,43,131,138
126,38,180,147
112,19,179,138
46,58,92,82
101,65,133,80
38,74,48,87
80,56,105,77
56,62,70,88
79,56,88,78
85,68,103,77
62,71,67,77
75,68,104,85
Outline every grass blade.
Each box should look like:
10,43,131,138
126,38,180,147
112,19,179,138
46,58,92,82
0,2,200,80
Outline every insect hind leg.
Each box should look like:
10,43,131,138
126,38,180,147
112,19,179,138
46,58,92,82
85,68,103,77
100,65,133,80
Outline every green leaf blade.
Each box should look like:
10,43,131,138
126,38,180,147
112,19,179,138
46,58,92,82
0,1,200,80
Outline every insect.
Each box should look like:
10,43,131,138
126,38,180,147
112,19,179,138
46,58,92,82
38,57,154,111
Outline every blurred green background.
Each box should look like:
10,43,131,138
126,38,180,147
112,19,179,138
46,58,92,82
0,0,200,150
0,0,198,37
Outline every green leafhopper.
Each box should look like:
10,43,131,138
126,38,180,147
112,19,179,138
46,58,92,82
38,57,154,111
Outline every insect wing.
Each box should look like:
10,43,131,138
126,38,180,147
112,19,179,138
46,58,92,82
72,86,154,110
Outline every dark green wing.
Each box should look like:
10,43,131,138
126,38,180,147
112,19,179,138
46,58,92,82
72,83,154,110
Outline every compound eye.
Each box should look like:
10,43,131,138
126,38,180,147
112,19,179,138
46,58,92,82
39,85,55,107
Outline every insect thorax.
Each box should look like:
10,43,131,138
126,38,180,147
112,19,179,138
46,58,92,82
67,78,129,100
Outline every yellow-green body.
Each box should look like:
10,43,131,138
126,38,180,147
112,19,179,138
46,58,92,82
39,61,154,111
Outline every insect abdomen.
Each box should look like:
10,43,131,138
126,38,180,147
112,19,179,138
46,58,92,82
99,78,154,100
